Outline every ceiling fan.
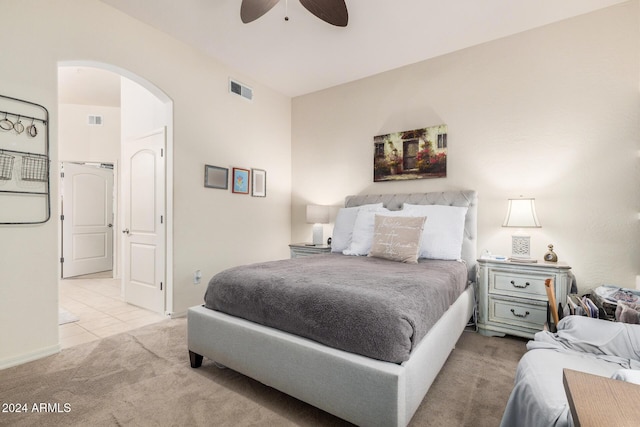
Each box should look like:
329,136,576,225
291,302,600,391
241,0,348,27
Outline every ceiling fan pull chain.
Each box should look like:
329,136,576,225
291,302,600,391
284,0,289,21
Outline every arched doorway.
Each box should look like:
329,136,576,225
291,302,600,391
57,61,173,346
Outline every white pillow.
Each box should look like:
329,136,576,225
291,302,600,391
402,203,468,260
331,203,383,253
342,207,389,255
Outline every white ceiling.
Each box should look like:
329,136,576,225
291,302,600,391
95,0,625,98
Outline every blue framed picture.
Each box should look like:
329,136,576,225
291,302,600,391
232,167,250,194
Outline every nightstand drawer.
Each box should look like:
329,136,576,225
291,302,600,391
490,269,551,300
488,296,547,330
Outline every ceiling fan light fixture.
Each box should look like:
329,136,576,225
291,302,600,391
240,0,348,27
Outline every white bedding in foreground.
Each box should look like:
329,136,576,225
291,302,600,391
501,316,640,427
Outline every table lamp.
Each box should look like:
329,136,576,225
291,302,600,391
306,205,329,246
502,197,541,262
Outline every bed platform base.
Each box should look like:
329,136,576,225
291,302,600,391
188,286,474,427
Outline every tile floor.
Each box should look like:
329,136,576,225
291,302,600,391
58,271,167,349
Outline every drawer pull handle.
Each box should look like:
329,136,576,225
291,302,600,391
510,280,530,289
510,309,530,318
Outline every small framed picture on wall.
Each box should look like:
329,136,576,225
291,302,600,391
232,167,250,194
251,169,266,197
204,165,228,189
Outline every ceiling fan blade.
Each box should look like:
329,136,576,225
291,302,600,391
299,0,348,27
241,0,281,23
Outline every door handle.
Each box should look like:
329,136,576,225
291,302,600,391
122,228,130,235
108,224,113,228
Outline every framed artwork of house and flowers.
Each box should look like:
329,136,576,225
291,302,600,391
373,124,447,182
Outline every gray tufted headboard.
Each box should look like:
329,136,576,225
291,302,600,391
344,190,478,281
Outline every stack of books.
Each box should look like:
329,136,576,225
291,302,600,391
564,294,600,318
563,285,640,321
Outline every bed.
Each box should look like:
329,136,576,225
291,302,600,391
188,190,478,427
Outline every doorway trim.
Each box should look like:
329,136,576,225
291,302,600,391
57,60,174,315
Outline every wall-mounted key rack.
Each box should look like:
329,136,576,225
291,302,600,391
0,94,50,224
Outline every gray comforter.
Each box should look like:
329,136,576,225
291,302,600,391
204,253,468,363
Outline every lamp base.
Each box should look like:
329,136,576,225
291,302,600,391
511,234,532,258
509,234,537,262
312,224,323,246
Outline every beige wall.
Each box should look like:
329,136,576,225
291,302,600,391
59,104,121,163
0,0,291,368
292,1,640,293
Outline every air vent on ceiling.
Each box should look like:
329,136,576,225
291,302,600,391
87,115,103,126
229,79,253,101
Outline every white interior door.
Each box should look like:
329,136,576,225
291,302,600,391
122,128,165,314
61,163,114,278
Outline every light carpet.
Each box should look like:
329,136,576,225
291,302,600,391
0,319,527,426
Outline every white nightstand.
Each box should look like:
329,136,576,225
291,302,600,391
477,258,572,339
289,243,332,258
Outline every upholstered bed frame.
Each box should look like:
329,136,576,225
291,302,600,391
188,190,478,427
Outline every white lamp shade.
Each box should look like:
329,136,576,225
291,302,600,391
502,198,541,228
306,205,330,224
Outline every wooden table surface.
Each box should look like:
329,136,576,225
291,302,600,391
563,368,640,427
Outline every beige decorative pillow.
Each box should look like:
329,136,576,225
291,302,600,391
368,215,426,263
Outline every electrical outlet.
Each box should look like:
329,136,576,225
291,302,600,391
194,270,202,285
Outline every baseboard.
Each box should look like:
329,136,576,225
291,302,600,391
0,344,60,371
169,310,187,319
